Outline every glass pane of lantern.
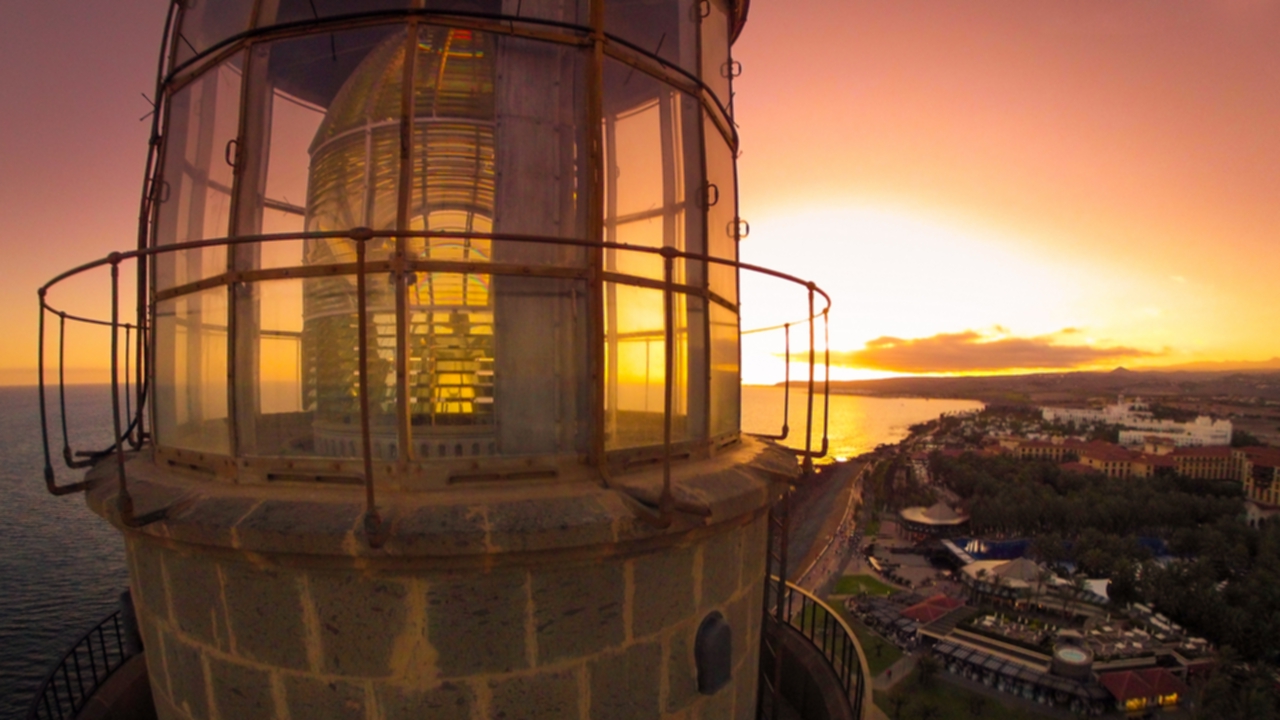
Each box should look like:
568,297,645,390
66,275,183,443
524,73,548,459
709,301,739,437
233,27,409,461
488,32,589,264
604,283,689,449
155,54,244,292
700,0,732,111
404,25,498,450
241,26,408,271
174,0,255,65
305,272,401,460
239,278,308,456
154,288,229,455
260,0,417,27
704,112,737,304
497,0,587,25
606,0,698,74
603,60,704,285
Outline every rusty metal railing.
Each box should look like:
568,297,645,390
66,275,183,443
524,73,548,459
24,607,140,720
760,578,871,720
38,228,832,540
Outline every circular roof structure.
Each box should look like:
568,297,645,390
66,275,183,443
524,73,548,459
900,501,969,526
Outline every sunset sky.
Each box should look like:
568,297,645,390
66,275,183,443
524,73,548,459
2,0,1279,385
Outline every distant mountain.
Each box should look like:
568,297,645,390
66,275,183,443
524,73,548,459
797,368,1280,404
1142,358,1280,373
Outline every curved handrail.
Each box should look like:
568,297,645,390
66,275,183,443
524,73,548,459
38,227,832,536
768,577,873,720
24,609,139,720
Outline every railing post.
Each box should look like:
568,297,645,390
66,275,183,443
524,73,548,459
353,229,387,548
781,323,790,439
660,248,676,519
38,294,89,496
58,312,72,466
109,257,136,527
803,283,815,475
821,307,830,456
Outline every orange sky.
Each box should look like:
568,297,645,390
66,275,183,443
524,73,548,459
734,0,1280,382
3,0,1279,385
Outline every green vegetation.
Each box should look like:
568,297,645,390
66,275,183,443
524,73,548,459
930,452,1241,542
931,449,1280,714
844,615,902,677
875,668,1051,720
832,573,895,597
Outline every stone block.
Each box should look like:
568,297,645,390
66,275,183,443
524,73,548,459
127,539,170,624
733,664,758,720
152,687,191,720
377,681,474,720
744,579,764,655
164,550,226,651
487,494,617,554
284,674,367,720
532,562,624,664
138,614,170,698
206,655,274,719
740,515,768,591
632,546,696,639
165,496,258,549
693,677,736,720
665,620,698,714
163,633,208,720
589,641,661,720
391,503,489,555
425,568,529,677
700,528,742,612
219,560,309,671
724,591,751,671
307,570,408,677
489,668,579,720
234,500,361,556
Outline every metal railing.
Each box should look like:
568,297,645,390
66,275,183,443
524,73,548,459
24,609,139,720
38,228,832,538
764,578,871,720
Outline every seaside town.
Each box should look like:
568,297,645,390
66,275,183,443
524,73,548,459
790,395,1280,719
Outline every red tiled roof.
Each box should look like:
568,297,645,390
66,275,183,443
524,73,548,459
900,594,964,624
1059,461,1098,474
1137,668,1189,697
1172,446,1233,458
1135,453,1176,467
1099,669,1187,702
1239,446,1280,467
1079,442,1136,462
1099,670,1154,702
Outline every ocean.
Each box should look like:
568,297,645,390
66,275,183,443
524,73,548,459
0,384,980,717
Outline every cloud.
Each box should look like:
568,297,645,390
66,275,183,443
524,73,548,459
828,330,1159,374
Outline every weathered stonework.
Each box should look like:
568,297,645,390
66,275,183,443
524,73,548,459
89,438,791,720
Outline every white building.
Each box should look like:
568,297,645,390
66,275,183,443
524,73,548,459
1042,396,1231,448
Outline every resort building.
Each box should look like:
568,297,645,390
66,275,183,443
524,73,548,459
898,502,970,539
1171,445,1236,479
996,436,1083,462
1236,446,1280,527
1076,441,1173,479
1041,396,1231,448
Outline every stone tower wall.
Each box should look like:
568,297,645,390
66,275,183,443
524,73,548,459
124,509,766,720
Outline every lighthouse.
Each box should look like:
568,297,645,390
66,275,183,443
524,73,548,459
35,1,863,719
